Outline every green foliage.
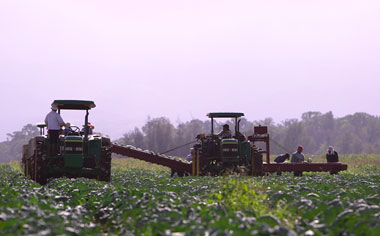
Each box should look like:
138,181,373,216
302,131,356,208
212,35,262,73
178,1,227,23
1,158,379,235
112,157,170,172
0,124,39,163
118,118,211,157
261,172,380,235
142,117,176,153
209,177,289,221
0,165,103,235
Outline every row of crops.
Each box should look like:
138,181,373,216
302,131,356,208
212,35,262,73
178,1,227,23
0,163,379,235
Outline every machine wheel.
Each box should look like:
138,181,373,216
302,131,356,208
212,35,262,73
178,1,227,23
98,147,112,182
27,155,35,180
24,154,33,179
35,153,47,185
23,139,47,184
32,140,47,185
251,149,264,176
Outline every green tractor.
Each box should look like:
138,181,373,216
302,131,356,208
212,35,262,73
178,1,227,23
22,100,112,184
192,112,261,176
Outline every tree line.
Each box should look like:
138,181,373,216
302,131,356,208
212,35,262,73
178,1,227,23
2,111,380,162
117,111,380,157
0,124,39,163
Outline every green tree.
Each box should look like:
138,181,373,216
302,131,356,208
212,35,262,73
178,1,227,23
115,111,380,156
142,117,175,153
119,127,146,149
0,124,39,163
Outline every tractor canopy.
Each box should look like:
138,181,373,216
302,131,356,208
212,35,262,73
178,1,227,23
36,122,46,128
207,112,244,118
52,100,96,110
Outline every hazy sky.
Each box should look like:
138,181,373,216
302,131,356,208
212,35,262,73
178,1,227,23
1,0,379,141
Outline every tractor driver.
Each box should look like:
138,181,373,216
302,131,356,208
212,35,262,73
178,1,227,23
45,104,65,155
62,122,71,136
218,124,232,139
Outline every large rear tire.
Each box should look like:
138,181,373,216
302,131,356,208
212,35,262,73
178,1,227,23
34,140,47,185
98,146,112,182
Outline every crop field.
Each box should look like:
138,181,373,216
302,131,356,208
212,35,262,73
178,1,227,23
1,155,380,235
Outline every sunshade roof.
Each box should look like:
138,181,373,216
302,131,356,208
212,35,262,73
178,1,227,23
207,112,245,118
52,100,96,110
36,122,46,128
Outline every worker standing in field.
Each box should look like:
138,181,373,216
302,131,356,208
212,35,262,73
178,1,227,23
291,145,305,176
45,104,65,155
326,146,339,175
326,146,339,162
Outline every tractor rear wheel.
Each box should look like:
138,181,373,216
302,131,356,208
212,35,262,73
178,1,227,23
35,152,47,185
32,140,47,185
98,146,112,182
25,141,47,185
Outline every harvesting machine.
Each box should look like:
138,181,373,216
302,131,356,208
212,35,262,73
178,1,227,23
191,112,261,176
23,104,347,184
22,100,112,184
112,112,266,177
113,112,347,176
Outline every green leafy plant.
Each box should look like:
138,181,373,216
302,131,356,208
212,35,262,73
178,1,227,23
1,157,379,235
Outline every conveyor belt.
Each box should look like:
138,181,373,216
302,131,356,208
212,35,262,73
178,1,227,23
112,144,348,176
111,144,192,173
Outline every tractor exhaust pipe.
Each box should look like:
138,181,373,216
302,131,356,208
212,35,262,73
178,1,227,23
84,109,89,141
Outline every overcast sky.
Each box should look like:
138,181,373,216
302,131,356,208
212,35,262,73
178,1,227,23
1,0,379,141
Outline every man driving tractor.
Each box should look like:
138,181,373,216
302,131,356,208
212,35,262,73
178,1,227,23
217,124,232,139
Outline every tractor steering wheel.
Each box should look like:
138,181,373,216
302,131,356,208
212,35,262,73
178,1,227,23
68,126,81,135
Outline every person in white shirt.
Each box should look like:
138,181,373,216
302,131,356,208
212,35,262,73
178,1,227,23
45,104,65,155
186,148,195,162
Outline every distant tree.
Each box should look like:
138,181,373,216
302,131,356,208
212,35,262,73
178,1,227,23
142,117,175,153
283,120,304,152
301,111,322,122
254,117,275,127
238,118,254,135
133,128,145,149
0,124,39,162
173,119,208,156
119,127,146,149
320,111,335,148
114,111,380,157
